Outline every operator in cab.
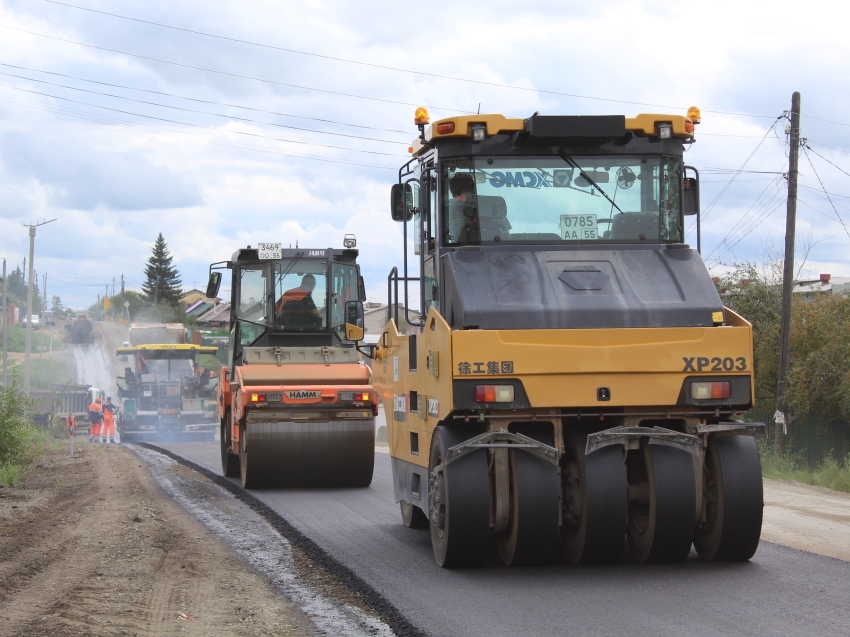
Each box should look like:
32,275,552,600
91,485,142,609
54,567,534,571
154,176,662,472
276,274,321,329
447,173,477,243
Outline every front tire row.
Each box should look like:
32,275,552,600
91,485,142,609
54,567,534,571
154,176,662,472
405,425,763,568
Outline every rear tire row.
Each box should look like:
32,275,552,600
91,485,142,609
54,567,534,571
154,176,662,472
415,425,763,568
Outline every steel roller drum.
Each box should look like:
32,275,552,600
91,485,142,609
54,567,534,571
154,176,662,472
242,420,375,488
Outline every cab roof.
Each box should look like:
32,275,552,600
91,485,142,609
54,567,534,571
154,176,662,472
410,113,694,156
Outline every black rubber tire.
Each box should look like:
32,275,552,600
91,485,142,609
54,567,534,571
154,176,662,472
239,423,255,488
694,435,763,561
562,431,628,564
400,500,429,529
429,425,490,568
221,413,240,478
497,449,561,565
627,443,696,562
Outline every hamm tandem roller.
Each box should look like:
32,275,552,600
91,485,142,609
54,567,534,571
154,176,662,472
209,239,377,488
373,107,766,566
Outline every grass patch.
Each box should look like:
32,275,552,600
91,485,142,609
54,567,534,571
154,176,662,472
0,462,24,487
7,358,74,389
760,443,850,494
2,326,63,353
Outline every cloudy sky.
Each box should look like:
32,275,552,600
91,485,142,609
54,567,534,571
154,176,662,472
0,0,847,309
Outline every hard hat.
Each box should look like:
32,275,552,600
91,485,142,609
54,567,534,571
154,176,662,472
95,397,102,403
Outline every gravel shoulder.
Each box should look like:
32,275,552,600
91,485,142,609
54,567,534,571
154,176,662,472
762,478,850,562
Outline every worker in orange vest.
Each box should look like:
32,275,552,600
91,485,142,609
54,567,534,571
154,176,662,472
88,397,103,442
101,397,118,443
275,274,321,329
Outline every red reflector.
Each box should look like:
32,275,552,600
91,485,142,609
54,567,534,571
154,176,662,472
436,122,456,134
711,382,730,399
474,385,496,403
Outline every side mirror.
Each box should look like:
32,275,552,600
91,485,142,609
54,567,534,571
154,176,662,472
683,173,699,216
206,271,222,298
391,182,419,222
391,183,409,222
345,299,364,329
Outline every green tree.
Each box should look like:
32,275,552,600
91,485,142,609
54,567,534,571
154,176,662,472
6,267,25,303
141,233,182,307
787,292,850,419
51,295,63,314
713,261,783,405
0,384,32,464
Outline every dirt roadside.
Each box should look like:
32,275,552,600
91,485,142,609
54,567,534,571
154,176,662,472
1,438,847,637
0,441,317,637
762,478,850,562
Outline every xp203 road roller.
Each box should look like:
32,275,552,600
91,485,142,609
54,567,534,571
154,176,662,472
372,107,766,567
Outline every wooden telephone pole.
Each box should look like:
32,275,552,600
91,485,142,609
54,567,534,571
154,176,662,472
775,91,801,456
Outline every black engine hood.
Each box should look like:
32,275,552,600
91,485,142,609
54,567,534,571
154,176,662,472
440,245,723,330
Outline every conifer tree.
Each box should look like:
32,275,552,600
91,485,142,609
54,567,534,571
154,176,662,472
141,233,182,307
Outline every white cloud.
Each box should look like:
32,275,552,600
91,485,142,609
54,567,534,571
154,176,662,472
0,0,847,309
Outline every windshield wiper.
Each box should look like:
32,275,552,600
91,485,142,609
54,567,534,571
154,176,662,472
558,153,625,215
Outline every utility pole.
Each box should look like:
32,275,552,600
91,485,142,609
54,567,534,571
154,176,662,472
23,219,56,396
2,259,7,389
775,91,801,457
121,274,126,323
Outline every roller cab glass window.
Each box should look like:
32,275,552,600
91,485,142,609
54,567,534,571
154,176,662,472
274,259,328,331
442,156,683,245
234,259,329,333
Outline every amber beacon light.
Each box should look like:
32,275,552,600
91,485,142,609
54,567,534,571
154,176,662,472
414,106,430,125
687,106,701,125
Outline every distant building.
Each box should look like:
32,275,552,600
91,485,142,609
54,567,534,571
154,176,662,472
792,274,850,301
180,289,221,306
195,302,231,328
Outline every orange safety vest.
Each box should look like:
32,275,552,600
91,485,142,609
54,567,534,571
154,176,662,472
276,288,310,313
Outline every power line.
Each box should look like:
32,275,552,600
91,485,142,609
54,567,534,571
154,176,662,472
0,68,404,145
802,143,850,180
688,114,785,235
0,90,397,169
0,24,471,114
705,170,787,262
801,145,850,239
706,191,787,264
0,83,406,156
0,61,409,135
807,139,850,156
798,197,850,227
38,0,778,119
798,182,850,201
